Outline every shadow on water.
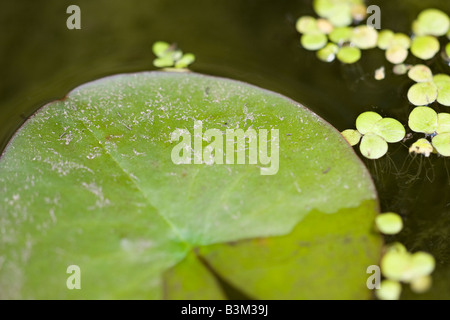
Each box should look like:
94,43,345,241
0,0,449,299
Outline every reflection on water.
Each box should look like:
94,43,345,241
0,0,449,299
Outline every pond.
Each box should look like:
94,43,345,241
0,0,449,299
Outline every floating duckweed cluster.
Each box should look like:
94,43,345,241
408,106,450,157
342,111,405,159
376,242,435,300
152,41,195,70
296,0,375,64
296,5,450,68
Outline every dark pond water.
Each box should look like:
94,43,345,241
1,0,449,299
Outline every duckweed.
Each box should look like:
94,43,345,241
411,36,440,60
375,212,403,235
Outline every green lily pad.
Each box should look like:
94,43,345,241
359,133,388,160
407,82,438,106
0,72,380,299
411,36,440,60
407,65,433,83
432,132,450,156
337,46,361,64
408,106,438,134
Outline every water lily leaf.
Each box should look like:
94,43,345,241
359,133,388,160
408,106,438,134
355,111,383,135
0,72,380,299
372,118,405,143
432,132,450,156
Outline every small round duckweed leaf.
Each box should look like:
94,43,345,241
329,27,353,44
433,74,450,89
409,138,434,157
356,111,383,134
408,106,438,134
410,252,436,278
301,33,328,51
296,16,319,34
359,133,388,160
317,43,339,62
337,46,361,64
152,41,171,57
415,9,450,37
386,45,408,64
411,36,440,60
341,129,361,146
328,4,352,27
437,81,450,107
410,275,432,294
407,65,433,83
153,56,175,68
351,25,378,49
446,43,450,58
381,250,412,282
350,3,367,21
393,64,411,75
317,18,334,34
377,29,394,50
391,33,411,49
437,113,450,134
432,132,450,156
175,53,195,69
375,212,403,235
373,118,405,143
385,242,407,254
407,82,438,106
376,280,402,300
374,66,385,81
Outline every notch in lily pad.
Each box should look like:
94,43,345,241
152,41,196,70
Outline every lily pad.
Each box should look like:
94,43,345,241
0,72,380,299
